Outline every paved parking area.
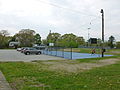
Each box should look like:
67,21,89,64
0,50,66,62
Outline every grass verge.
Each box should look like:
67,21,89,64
0,60,120,90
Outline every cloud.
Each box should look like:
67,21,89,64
0,0,120,41
0,0,52,16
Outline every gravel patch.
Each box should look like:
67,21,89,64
43,58,120,73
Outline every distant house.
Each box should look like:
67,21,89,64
9,42,20,48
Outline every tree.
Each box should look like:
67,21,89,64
10,35,17,42
0,30,9,48
45,32,85,47
42,39,47,45
60,33,85,48
76,37,85,46
34,33,41,45
60,33,77,47
108,36,115,48
47,32,61,46
116,42,120,48
15,29,35,47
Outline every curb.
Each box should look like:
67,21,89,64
0,71,12,90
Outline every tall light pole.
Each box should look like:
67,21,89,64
88,28,91,47
100,9,104,57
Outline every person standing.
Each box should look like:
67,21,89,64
91,48,96,55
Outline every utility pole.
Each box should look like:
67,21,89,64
100,9,104,57
49,30,51,34
70,37,72,60
88,27,90,47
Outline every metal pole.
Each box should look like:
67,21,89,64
70,37,72,60
88,28,90,47
50,47,52,55
56,39,57,56
70,47,72,60
62,47,64,58
101,9,104,57
47,47,48,55
56,47,57,56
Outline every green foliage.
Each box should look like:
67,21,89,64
15,29,35,47
0,30,10,48
46,33,85,48
60,33,77,47
42,39,48,45
34,33,41,45
116,42,120,48
47,32,61,46
10,35,16,42
108,36,115,48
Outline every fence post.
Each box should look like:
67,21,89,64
56,47,57,56
70,47,72,60
62,47,64,58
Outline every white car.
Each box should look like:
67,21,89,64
17,48,22,51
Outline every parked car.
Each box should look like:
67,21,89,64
17,48,22,51
23,48,42,55
21,47,29,53
33,44,46,50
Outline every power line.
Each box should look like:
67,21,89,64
37,0,100,18
36,0,101,33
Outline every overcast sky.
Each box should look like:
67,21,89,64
0,0,120,41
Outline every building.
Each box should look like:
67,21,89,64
9,42,20,48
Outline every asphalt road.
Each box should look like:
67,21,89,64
0,50,66,62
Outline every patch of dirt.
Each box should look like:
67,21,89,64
42,60,79,65
42,61,59,65
42,59,120,73
10,77,50,90
30,84,50,88
10,79,25,90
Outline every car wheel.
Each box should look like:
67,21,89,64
26,52,30,55
37,51,41,55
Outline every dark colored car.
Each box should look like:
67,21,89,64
23,48,42,55
21,47,29,53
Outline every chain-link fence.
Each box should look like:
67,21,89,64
41,47,112,60
42,47,72,59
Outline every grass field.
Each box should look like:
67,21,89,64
0,48,120,90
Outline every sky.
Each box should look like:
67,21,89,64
0,0,120,41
